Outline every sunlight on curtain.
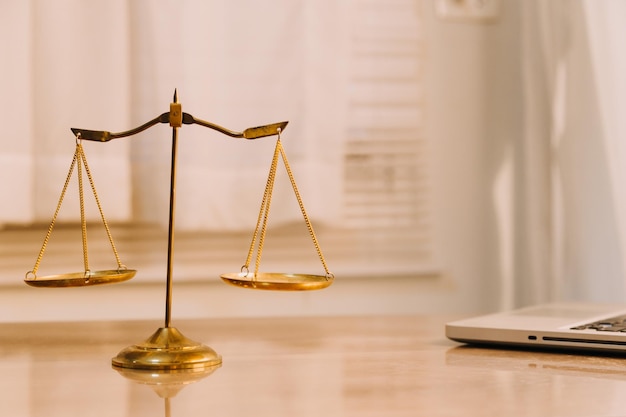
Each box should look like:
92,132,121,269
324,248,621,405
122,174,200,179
519,0,626,304
487,0,560,308
492,152,514,310
555,1,625,302
501,0,626,307
583,0,626,300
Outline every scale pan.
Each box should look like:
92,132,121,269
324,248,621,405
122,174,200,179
24,269,136,288
221,272,333,291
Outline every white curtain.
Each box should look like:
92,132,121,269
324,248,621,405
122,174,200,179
580,0,626,300
0,0,132,224
0,0,347,231
514,0,626,306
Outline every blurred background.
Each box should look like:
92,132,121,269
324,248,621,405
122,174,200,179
0,0,625,322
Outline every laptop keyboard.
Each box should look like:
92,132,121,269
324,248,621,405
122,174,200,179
571,315,626,332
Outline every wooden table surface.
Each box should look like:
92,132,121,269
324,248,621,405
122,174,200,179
2,314,626,416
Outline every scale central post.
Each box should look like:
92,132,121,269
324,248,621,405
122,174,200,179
165,89,182,328
112,91,222,370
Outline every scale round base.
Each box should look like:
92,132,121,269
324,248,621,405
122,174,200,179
111,327,222,371
221,271,333,291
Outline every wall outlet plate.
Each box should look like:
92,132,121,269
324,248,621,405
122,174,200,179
435,0,501,23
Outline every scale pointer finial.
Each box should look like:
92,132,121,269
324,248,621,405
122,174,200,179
170,89,182,128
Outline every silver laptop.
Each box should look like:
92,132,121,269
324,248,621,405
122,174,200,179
446,302,626,353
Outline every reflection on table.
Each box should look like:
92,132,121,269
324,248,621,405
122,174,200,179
2,315,626,416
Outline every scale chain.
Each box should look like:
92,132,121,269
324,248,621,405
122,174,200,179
78,143,125,270
77,142,90,276
253,139,280,276
26,138,126,280
243,134,281,278
242,130,332,280
277,140,331,277
27,145,80,278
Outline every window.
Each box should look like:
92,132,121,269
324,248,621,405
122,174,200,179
0,0,437,286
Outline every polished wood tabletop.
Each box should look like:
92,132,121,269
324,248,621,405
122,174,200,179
2,314,626,416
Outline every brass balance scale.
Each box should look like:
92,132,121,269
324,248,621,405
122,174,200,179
24,90,333,371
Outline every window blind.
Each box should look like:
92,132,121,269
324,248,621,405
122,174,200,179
339,0,437,275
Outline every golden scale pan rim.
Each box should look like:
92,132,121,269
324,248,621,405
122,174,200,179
24,269,137,288
220,272,333,291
